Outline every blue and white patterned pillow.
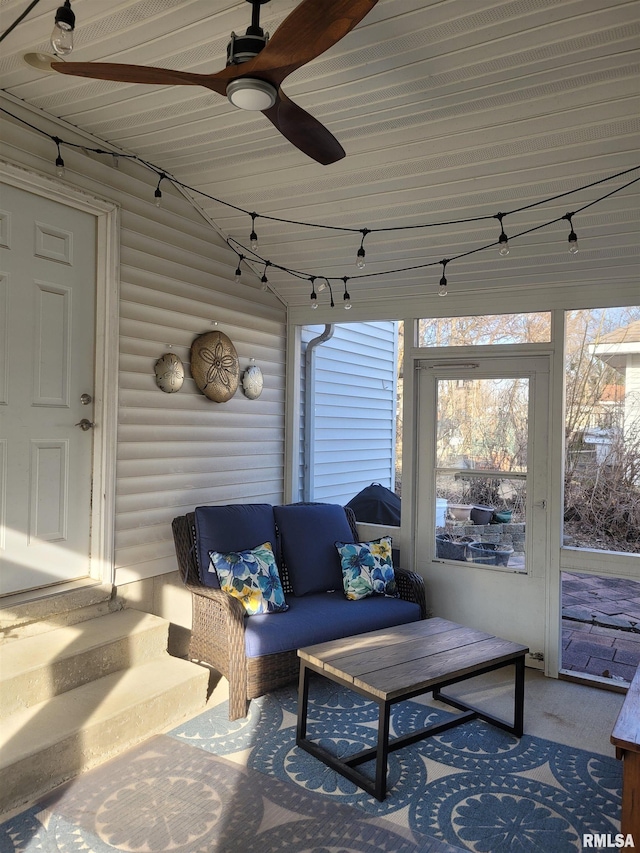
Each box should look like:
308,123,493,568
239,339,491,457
209,542,288,616
336,537,398,600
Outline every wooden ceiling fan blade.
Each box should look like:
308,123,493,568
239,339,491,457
51,61,228,95
251,0,379,86
263,91,345,165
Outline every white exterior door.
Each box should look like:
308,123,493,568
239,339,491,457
0,182,96,595
415,355,550,665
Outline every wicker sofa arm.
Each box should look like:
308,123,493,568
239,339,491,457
187,581,247,688
394,566,428,620
188,583,246,621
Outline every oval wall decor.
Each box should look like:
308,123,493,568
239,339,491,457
242,364,264,399
154,352,184,393
190,330,239,402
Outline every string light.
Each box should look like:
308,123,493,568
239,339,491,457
342,277,352,309
496,212,510,256
234,255,244,282
438,260,449,296
249,212,259,251
261,260,271,290
356,228,369,269
309,276,318,309
564,212,579,254
53,136,65,177
154,173,165,207
51,0,75,56
4,108,638,300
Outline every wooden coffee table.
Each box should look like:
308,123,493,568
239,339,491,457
296,617,528,800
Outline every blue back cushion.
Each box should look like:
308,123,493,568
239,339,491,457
194,504,277,587
273,503,355,596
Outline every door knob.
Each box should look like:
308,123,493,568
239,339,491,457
75,418,95,431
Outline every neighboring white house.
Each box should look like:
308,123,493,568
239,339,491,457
588,320,640,460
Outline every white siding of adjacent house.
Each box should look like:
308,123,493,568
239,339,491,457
2,104,286,591
300,321,398,506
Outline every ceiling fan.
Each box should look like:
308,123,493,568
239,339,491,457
50,0,379,165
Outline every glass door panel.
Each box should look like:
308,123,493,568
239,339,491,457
434,377,529,572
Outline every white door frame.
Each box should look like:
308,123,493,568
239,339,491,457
413,351,552,666
1,159,119,588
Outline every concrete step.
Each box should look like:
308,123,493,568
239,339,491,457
0,609,171,717
0,655,209,815
0,583,120,642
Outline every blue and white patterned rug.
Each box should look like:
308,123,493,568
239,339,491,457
0,676,622,853
170,676,622,853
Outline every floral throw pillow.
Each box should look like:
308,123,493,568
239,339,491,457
336,537,398,601
209,542,288,616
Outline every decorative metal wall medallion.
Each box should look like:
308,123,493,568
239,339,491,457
154,352,184,393
242,363,264,399
190,330,239,402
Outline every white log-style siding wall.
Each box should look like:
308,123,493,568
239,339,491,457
300,321,397,505
1,102,286,598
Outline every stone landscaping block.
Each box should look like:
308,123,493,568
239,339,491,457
591,600,634,616
562,604,598,622
590,624,628,639
562,618,592,633
597,613,638,630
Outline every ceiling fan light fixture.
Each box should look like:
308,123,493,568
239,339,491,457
227,78,277,111
23,52,62,72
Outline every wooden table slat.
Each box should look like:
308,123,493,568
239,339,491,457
299,617,462,669
323,626,494,681
353,636,528,701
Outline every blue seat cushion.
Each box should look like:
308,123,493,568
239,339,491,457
194,504,277,587
243,593,422,658
274,503,355,595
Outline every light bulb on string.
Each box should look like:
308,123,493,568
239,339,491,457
496,212,510,256
438,260,449,296
309,277,318,309
51,0,75,56
249,212,259,251
53,137,65,177
565,212,579,254
356,228,370,270
234,255,244,283
154,174,165,207
342,277,352,309
261,261,270,291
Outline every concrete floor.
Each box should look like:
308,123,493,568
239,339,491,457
561,571,640,683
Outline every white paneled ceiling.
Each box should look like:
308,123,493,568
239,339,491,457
2,0,639,310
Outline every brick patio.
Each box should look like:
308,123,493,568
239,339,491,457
562,571,640,684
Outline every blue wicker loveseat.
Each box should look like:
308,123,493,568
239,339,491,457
172,502,426,719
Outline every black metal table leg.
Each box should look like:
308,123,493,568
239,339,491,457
296,662,311,742
374,701,391,800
